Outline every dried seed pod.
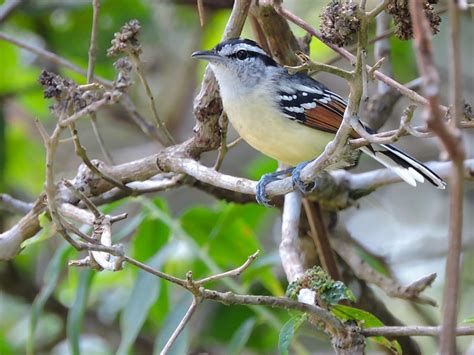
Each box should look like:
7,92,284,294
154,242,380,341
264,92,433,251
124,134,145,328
387,0,441,40
107,19,142,57
320,0,360,47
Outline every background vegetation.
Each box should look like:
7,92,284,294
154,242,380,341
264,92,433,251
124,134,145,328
0,0,472,354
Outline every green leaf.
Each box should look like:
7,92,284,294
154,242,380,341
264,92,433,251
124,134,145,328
0,334,13,355
5,120,45,194
0,41,38,94
331,305,402,355
153,294,192,355
21,212,55,248
27,244,71,355
355,247,391,277
278,313,308,355
227,318,256,355
67,269,95,355
133,198,170,261
117,244,175,355
463,316,474,323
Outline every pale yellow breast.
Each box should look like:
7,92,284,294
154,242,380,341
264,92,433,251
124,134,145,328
223,93,334,167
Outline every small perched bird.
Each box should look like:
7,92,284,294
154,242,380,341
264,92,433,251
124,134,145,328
192,38,446,205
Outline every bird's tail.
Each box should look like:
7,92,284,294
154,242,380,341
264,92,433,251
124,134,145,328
360,144,447,189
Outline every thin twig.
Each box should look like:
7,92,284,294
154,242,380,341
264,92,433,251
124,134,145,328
0,0,22,23
366,0,390,20
85,0,115,165
68,125,132,192
200,288,345,337
0,32,111,87
439,0,465,351
59,97,112,127
213,112,229,170
0,193,33,214
196,0,206,26
0,31,163,142
63,179,101,218
129,54,175,145
86,0,100,84
286,53,353,80
160,296,199,355
302,200,340,281
362,325,474,337
331,233,437,306
123,256,187,287
196,250,260,285
274,5,448,113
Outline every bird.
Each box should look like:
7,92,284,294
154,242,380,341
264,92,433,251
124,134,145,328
192,38,446,206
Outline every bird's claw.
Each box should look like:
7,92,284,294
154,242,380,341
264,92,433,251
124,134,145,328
291,160,318,194
255,168,293,207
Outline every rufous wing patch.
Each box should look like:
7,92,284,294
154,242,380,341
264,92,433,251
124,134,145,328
303,102,360,139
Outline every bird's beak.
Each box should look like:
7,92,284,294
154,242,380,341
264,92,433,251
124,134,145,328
191,50,224,62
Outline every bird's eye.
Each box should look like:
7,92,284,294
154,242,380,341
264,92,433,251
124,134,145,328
236,50,248,60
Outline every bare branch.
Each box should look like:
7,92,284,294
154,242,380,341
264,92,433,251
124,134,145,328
332,234,437,306
0,194,33,214
87,0,100,84
280,191,305,282
196,250,260,285
362,325,474,337
303,200,340,281
273,4,448,113
160,296,199,355
200,288,345,336
0,0,22,23
0,31,164,142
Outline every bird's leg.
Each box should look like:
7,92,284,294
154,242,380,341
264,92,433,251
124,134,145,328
256,168,294,207
291,160,318,194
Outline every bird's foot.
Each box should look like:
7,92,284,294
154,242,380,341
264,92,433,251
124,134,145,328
256,168,294,207
291,160,318,194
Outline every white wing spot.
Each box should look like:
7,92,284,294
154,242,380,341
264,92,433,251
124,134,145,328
301,102,317,109
286,106,305,113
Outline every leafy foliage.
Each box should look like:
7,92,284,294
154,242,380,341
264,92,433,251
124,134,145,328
278,313,308,355
286,266,356,306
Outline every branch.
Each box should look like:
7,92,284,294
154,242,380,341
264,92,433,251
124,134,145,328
196,250,260,285
200,289,345,336
160,296,199,355
280,191,305,282
86,0,115,165
408,0,465,353
190,0,252,156
332,234,437,306
0,193,33,214
273,4,448,113
303,200,340,281
0,0,22,23
0,31,164,143
362,325,474,337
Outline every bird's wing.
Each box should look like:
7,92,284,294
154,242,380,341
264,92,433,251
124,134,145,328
277,77,357,137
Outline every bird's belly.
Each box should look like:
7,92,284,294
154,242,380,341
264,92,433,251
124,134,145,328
225,97,334,166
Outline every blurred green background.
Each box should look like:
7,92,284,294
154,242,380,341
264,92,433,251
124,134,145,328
0,0,473,354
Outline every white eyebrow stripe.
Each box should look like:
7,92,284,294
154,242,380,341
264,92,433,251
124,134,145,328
219,43,268,56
